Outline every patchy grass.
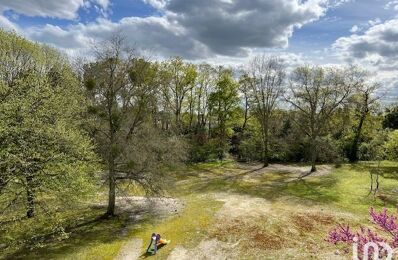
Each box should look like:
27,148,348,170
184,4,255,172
4,208,128,260
3,160,398,259
131,195,223,258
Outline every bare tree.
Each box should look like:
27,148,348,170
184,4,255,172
286,66,360,173
247,56,285,167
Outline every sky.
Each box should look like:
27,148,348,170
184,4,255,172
0,0,397,103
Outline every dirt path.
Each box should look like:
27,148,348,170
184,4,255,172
115,239,143,260
167,239,239,260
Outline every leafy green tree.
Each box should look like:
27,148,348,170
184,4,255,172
0,30,97,219
359,130,388,194
84,36,185,216
383,105,398,129
247,56,285,167
384,130,398,161
160,57,197,131
195,64,216,133
347,82,380,162
208,69,239,160
286,66,359,172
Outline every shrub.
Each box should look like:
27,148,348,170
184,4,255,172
327,207,398,259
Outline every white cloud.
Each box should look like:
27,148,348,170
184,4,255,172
334,19,398,64
17,0,333,60
143,0,167,10
329,0,354,8
94,0,110,10
368,18,382,26
350,25,360,33
385,0,398,11
26,17,210,59
334,19,398,103
0,0,109,20
145,0,328,56
0,0,85,20
0,15,19,32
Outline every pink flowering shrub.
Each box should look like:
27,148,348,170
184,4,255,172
327,208,397,258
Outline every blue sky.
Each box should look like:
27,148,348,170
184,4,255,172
0,0,397,102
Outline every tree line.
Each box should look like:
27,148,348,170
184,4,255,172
0,31,398,245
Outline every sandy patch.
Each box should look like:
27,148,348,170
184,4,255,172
93,196,184,222
213,193,271,220
115,239,142,260
115,197,184,218
237,163,334,179
167,239,239,260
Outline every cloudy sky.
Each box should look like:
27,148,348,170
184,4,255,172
0,0,397,102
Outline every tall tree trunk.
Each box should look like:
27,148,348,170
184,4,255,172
106,96,116,217
310,138,317,172
218,119,226,161
242,95,249,131
349,92,370,162
263,144,269,167
106,157,116,216
263,125,269,167
261,115,270,167
26,175,35,218
349,111,367,162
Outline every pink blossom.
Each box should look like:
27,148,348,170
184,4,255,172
327,207,398,259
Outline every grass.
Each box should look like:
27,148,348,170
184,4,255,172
3,160,398,259
5,207,128,260
131,195,223,258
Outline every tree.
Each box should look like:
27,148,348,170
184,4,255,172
348,82,380,162
160,57,197,132
286,66,359,172
383,105,398,130
247,56,285,167
208,69,239,160
195,64,216,133
384,130,398,161
0,30,97,219
238,74,252,132
359,130,388,194
84,35,184,216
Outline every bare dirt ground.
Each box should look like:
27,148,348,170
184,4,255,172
194,163,334,185
167,239,240,260
115,163,346,260
115,239,142,260
114,197,184,220
164,191,355,260
236,163,334,178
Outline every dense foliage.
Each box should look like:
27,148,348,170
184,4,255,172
0,30,98,248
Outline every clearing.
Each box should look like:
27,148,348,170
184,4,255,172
6,161,398,259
